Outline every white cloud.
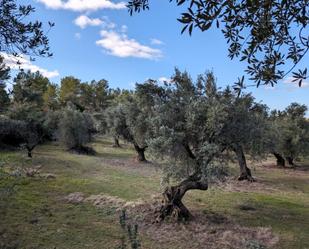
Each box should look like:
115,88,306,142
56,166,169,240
101,16,117,29
1,53,59,78
36,0,126,11
74,15,103,29
36,0,63,9
96,30,163,60
151,38,164,45
158,77,171,83
74,15,117,30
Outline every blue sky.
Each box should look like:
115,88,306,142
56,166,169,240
6,0,309,113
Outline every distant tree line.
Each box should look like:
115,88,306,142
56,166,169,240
0,69,126,155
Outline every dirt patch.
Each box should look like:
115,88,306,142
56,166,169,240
109,194,278,249
63,192,146,209
41,173,57,179
63,192,279,249
216,177,277,194
126,205,279,249
85,194,126,208
64,192,85,204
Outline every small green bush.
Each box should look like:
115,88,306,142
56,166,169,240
245,240,267,249
116,210,141,249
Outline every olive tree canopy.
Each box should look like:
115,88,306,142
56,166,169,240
145,69,270,220
128,0,309,90
270,103,309,166
105,87,154,162
0,0,52,57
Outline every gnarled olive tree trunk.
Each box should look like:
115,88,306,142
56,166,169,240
157,175,208,221
233,145,254,182
156,145,223,221
273,153,285,166
133,143,147,162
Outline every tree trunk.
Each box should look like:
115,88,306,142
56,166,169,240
273,153,285,167
133,143,147,162
26,145,35,158
27,150,32,158
157,175,208,221
113,136,121,148
286,156,294,166
234,145,254,182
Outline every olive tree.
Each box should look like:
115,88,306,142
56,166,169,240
270,103,309,166
7,71,50,156
5,108,55,159
0,117,43,157
59,108,95,154
0,117,25,147
43,110,62,141
147,69,224,220
105,99,150,162
105,105,127,149
214,91,270,181
105,83,160,162
146,69,269,220
101,89,129,148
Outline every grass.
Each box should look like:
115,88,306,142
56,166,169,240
0,137,309,249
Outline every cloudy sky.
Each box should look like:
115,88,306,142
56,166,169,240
5,0,309,112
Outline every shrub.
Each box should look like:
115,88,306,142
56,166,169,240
245,240,267,249
116,210,141,249
0,117,26,147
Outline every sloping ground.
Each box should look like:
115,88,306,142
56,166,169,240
0,138,308,249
